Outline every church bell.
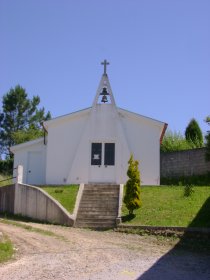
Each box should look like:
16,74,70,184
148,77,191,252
100,87,109,103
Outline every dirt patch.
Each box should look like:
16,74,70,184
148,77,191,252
0,220,210,280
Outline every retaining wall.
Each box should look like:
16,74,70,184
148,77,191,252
160,148,210,178
0,183,74,226
0,184,15,213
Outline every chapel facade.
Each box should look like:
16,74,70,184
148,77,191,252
11,60,167,185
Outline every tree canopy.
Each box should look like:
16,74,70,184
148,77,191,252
0,85,51,158
185,118,203,148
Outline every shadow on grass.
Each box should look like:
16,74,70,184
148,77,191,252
121,213,136,223
136,197,210,279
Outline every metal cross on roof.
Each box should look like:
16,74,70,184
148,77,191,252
101,59,110,75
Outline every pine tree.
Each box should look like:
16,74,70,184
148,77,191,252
0,85,51,158
123,155,141,215
185,118,203,148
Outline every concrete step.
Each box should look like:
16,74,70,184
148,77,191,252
78,205,118,210
84,187,119,192
83,188,119,191
80,200,118,204
75,220,116,228
77,213,116,220
75,183,120,229
82,193,119,197
82,193,118,200
77,209,117,214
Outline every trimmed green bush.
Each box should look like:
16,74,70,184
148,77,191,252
123,155,141,215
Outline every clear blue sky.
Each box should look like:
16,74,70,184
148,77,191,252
1,0,210,135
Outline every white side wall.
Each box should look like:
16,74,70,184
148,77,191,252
46,112,89,184
119,110,163,185
13,140,46,185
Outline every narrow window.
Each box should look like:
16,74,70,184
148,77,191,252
104,143,115,166
91,143,102,165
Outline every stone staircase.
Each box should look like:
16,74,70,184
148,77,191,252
75,184,120,229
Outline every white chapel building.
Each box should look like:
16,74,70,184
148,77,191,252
11,60,167,186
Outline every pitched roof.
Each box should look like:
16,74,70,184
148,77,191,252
10,137,44,153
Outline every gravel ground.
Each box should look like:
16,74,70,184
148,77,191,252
0,221,210,280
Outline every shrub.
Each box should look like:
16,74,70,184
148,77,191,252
54,189,63,193
161,131,197,152
123,155,141,215
184,184,194,197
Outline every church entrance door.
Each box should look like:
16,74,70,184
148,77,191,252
89,142,116,183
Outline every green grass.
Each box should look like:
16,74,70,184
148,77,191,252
0,235,13,263
122,186,210,227
41,185,79,214
0,174,12,187
0,218,64,239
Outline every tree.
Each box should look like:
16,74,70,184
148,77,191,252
123,155,141,215
0,85,51,158
185,119,203,148
205,115,210,161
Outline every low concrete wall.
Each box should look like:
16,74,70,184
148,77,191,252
0,185,15,213
14,184,74,226
0,183,74,226
160,148,210,177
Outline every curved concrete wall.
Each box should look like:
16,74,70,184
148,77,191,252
14,184,74,226
0,184,15,213
0,183,74,226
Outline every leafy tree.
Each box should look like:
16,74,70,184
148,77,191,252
185,119,203,148
205,115,210,161
0,85,51,158
123,155,141,215
161,130,197,152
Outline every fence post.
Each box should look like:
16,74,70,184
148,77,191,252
14,165,23,214
16,165,23,184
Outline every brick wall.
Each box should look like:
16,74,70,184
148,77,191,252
160,148,210,178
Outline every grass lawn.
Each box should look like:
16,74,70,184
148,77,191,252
122,186,210,228
0,174,12,187
0,236,13,263
41,185,79,214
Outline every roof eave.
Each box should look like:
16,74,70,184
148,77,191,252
10,137,44,153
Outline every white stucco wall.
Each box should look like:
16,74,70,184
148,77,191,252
11,139,46,185
67,104,130,184
45,110,90,184
119,109,164,185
